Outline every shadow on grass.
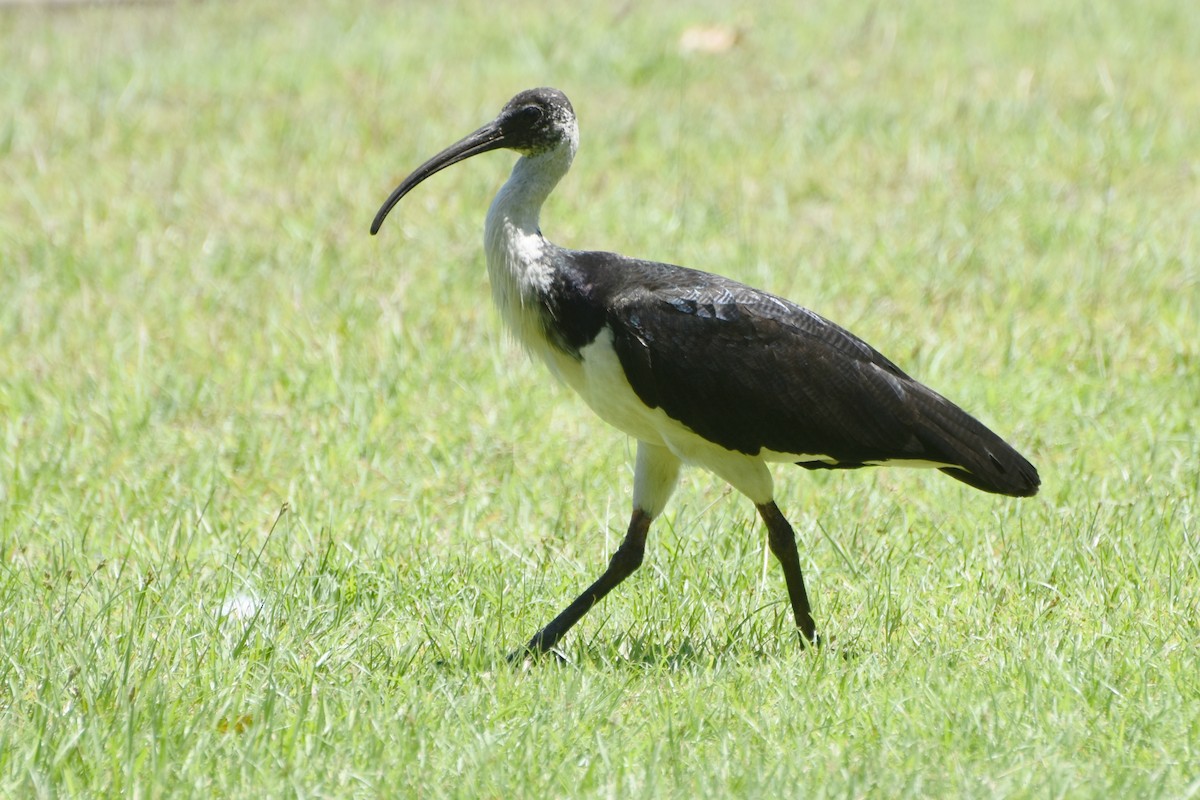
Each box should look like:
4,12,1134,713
504,629,856,672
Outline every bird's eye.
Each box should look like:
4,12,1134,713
514,105,543,127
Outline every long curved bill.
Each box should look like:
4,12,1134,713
370,118,508,235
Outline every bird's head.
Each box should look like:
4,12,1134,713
370,87,577,235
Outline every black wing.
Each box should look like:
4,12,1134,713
566,251,1039,498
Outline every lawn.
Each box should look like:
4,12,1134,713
1,0,1197,796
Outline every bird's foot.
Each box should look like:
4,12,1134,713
506,645,570,667
802,631,859,660
796,627,821,650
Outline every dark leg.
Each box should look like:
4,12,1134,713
757,501,819,646
511,508,653,659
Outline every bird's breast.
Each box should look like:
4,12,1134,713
549,326,673,445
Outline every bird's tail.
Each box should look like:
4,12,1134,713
912,385,1040,497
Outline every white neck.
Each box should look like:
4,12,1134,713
483,137,577,344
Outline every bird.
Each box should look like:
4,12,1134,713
370,87,1039,658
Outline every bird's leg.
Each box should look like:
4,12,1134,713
756,501,819,646
512,508,652,659
509,442,678,662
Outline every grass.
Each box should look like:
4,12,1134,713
1,0,1198,795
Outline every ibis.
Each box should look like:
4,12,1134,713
370,87,1039,657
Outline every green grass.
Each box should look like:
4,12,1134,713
2,0,1198,795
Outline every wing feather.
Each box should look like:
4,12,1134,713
565,250,1038,497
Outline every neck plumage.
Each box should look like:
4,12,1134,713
483,143,575,346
